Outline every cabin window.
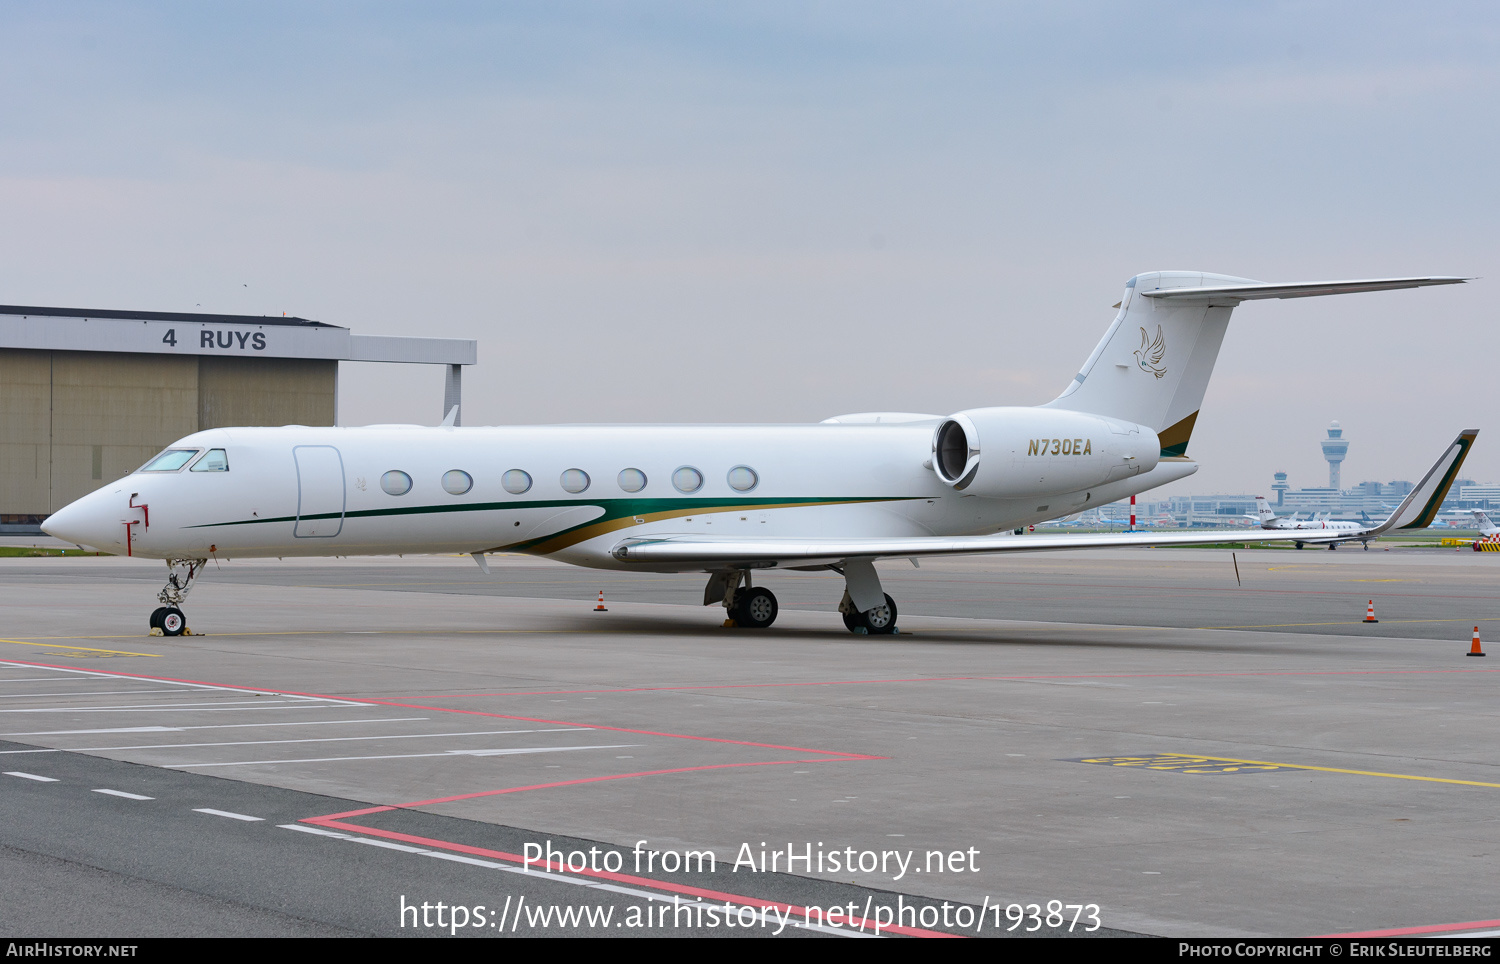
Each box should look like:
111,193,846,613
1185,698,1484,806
191,449,230,472
442,469,473,495
727,465,758,492
617,468,647,493
381,470,413,496
502,469,532,494
139,449,200,473
560,468,591,494
672,466,704,494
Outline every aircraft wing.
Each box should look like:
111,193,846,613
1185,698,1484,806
613,527,1323,567
614,428,1478,569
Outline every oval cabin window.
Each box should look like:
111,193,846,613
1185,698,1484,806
672,466,704,493
727,465,758,492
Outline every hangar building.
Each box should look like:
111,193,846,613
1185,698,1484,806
0,305,476,532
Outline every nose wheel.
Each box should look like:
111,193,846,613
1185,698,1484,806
149,607,188,637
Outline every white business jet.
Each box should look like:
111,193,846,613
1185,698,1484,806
42,271,1474,637
1251,496,1374,550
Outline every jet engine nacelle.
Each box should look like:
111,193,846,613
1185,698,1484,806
931,407,1160,498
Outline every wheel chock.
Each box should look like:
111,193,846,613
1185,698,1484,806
149,627,163,637
722,619,737,628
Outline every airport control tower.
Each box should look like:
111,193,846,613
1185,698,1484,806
1321,420,1349,492
1272,471,1289,506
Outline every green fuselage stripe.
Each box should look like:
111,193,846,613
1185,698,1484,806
189,495,909,531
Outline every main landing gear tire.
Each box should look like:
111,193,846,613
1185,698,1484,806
149,607,168,630
733,588,779,629
1295,542,1305,550
160,608,186,637
847,594,899,635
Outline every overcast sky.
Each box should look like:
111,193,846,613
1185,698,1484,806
1,2,1495,496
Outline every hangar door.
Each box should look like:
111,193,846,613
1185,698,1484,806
293,445,345,538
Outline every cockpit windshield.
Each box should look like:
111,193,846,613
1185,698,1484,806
138,448,200,473
191,448,230,472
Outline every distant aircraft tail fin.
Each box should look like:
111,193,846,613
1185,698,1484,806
1365,430,1479,535
1472,510,1498,535
1254,496,1278,524
1045,273,1466,458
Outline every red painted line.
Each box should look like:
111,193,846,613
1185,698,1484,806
299,813,958,938
1318,917,1500,937
389,666,1500,699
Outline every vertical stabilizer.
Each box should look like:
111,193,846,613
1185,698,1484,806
1045,271,1254,457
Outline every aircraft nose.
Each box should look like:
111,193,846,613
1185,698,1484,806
42,489,124,551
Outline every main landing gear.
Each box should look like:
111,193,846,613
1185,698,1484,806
705,571,781,629
703,557,901,635
149,558,205,637
841,592,899,635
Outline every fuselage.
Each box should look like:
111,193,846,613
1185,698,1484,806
42,420,1195,571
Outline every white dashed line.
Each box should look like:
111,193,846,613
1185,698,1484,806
193,808,264,822
93,788,154,801
4,771,58,782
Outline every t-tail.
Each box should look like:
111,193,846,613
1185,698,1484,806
1254,495,1278,524
1045,272,1467,459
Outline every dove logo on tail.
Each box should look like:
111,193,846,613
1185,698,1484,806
1134,325,1167,378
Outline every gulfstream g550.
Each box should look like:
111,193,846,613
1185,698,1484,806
42,271,1474,637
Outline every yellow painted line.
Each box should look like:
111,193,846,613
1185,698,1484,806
1174,753,1500,790
0,637,162,658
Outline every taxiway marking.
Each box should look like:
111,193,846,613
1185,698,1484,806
0,638,161,658
92,788,153,800
194,808,264,822
168,744,641,768
5,718,428,736
1175,752,1500,789
4,771,58,782
52,727,594,753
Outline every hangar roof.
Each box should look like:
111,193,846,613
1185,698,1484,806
0,304,341,327
0,303,475,366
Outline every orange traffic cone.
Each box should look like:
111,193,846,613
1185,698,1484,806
1363,600,1378,624
594,591,608,612
1468,626,1485,657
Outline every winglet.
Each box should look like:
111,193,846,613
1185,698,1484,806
1365,430,1479,536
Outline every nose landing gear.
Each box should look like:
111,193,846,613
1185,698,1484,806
149,558,206,636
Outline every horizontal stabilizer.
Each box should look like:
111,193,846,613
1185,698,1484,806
1140,277,1468,303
